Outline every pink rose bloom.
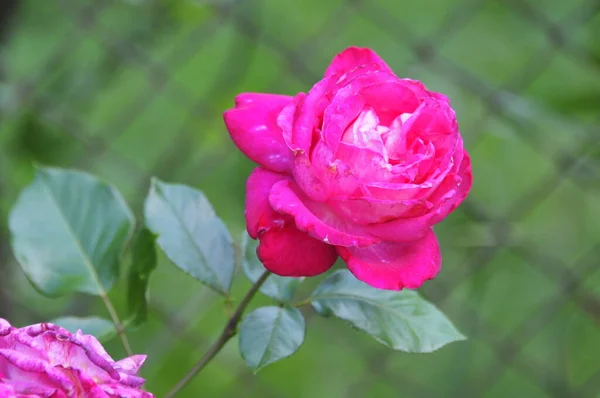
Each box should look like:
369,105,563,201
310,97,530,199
0,318,153,398
224,47,472,290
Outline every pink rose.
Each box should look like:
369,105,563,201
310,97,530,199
0,318,153,398
224,47,472,290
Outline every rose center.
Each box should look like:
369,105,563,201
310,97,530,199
341,107,415,161
337,107,436,183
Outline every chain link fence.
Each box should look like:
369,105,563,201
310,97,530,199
1,0,600,396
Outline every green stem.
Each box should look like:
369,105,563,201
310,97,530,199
164,271,271,398
293,298,312,308
99,291,133,356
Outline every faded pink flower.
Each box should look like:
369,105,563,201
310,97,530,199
0,318,153,398
224,47,472,290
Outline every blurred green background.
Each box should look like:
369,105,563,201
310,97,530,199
1,0,600,397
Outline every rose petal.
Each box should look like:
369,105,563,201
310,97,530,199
428,149,472,225
72,331,114,364
257,221,337,277
328,196,432,225
290,153,331,202
31,332,119,382
0,320,152,397
0,349,73,391
0,333,43,361
223,93,294,173
279,76,337,153
0,383,16,398
269,180,379,247
0,319,11,335
245,168,289,239
321,91,366,153
365,102,461,202
364,181,431,202
335,142,390,182
400,78,436,101
402,97,457,147
277,93,306,152
59,369,108,398
115,373,146,389
323,71,398,152
338,228,441,290
363,212,433,242
324,47,395,78
1,379,64,398
293,142,362,202
101,384,155,398
359,81,421,125
114,355,146,376
245,169,337,277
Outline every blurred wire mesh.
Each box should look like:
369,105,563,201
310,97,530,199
1,0,600,397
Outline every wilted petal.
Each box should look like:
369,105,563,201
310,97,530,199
338,229,441,290
59,369,108,398
114,355,146,376
0,348,73,391
0,383,16,398
31,332,119,382
101,384,155,398
0,319,153,397
0,320,11,335
2,379,65,398
116,374,146,389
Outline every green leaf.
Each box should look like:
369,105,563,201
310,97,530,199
310,270,465,353
241,232,303,302
8,167,135,296
127,228,157,326
51,316,116,342
239,306,305,372
144,178,234,294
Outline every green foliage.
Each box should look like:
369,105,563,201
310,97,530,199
241,232,303,303
51,316,116,342
239,306,306,372
8,167,134,297
127,228,158,326
144,178,235,294
311,270,465,353
6,167,466,379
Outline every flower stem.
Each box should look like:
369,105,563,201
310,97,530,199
293,298,312,308
164,270,271,398
99,291,133,356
